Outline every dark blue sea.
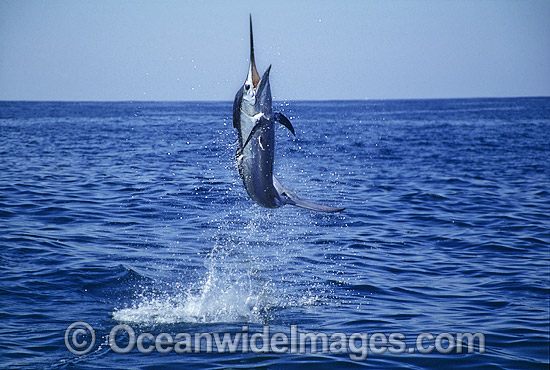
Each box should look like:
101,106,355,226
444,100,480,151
0,98,549,369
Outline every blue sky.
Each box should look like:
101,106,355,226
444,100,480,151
1,0,549,101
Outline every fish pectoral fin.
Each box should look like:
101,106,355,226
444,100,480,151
241,116,270,152
273,176,345,213
274,113,296,136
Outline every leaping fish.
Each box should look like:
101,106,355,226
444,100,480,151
232,15,344,213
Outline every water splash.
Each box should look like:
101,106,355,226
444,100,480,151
112,206,323,325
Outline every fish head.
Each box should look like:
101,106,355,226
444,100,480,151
242,62,259,106
242,63,272,117
241,15,262,108
234,16,272,127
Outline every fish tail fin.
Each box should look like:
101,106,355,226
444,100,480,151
273,176,345,213
286,196,346,213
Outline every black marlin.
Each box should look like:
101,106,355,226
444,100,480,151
232,16,344,213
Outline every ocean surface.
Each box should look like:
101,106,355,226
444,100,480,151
0,98,548,369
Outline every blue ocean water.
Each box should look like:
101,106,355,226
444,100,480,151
0,98,548,369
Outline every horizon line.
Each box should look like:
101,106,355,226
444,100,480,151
1,96,549,104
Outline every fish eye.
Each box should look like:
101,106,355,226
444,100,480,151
245,83,250,90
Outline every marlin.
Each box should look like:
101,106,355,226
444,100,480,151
232,16,344,213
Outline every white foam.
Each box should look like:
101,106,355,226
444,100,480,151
112,207,328,325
